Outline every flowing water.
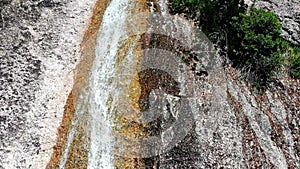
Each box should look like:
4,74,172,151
55,0,300,168
58,0,211,167
86,0,129,167
59,0,131,168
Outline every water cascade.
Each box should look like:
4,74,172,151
47,0,300,168
54,0,215,168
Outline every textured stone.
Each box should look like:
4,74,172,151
0,0,299,168
0,0,96,168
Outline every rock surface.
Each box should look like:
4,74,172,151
0,0,96,168
0,0,299,169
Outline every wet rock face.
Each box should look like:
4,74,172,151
1,0,299,168
249,0,300,44
138,68,180,111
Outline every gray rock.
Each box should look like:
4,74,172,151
0,0,299,168
0,0,95,168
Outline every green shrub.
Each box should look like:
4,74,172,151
229,8,287,86
289,47,300,78
169,0,288,88
169,0,247,36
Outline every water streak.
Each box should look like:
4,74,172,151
87,0,131,168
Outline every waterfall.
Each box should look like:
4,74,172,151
58,0,215,168
58,0,132,168
87,0,131,168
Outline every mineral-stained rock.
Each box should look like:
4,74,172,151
0,0,299,169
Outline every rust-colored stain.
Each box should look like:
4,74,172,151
113,1,150,168
47,0,165,168
113,1,172,168
113,0,165,168
46,0,111,168
64,113,90,169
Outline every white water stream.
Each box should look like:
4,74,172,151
58,0,212,168
87,0,131,168
59,0,132,168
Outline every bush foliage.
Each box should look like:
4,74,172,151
229,9,287,86
169,0,298,88
169,0,247,35
289,46,300,78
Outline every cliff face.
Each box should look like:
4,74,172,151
0,0,299,169
197,61,300,168
0,0,96,168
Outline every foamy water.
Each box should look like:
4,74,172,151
87,0,131,168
